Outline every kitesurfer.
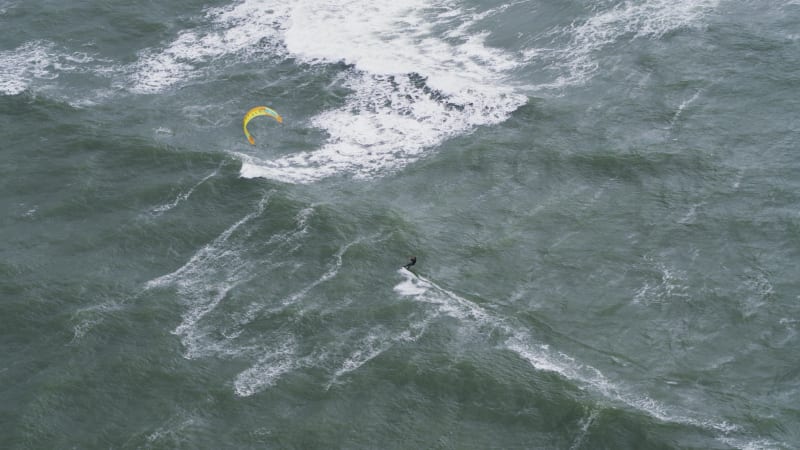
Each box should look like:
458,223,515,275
404,256,417,270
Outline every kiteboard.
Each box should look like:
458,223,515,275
402,267,419,278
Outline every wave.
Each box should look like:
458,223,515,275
524,0,720,89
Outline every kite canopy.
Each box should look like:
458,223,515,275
243,106,282,145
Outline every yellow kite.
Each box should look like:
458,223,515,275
243,106,282,145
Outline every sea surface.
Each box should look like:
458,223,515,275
2,0,799,448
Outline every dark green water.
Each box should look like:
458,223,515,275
2,0,799,448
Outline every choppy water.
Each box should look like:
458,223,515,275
2,0,799,448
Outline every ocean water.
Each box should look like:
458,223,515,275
2,0,799,448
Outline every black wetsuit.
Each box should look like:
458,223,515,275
404,257,416,270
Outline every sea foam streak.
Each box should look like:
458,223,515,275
144,194,282,358
146,203,394,395
151,163,223,215
232,235,423,397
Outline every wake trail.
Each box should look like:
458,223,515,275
393,268,747,443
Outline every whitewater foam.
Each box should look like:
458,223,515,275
143,0,527,182
0,41,61,95
247,0,724,183
0,40,113,102
259,0,524,181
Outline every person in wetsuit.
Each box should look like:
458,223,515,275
404,256,417,270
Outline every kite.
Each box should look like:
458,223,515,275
243,106,282,145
